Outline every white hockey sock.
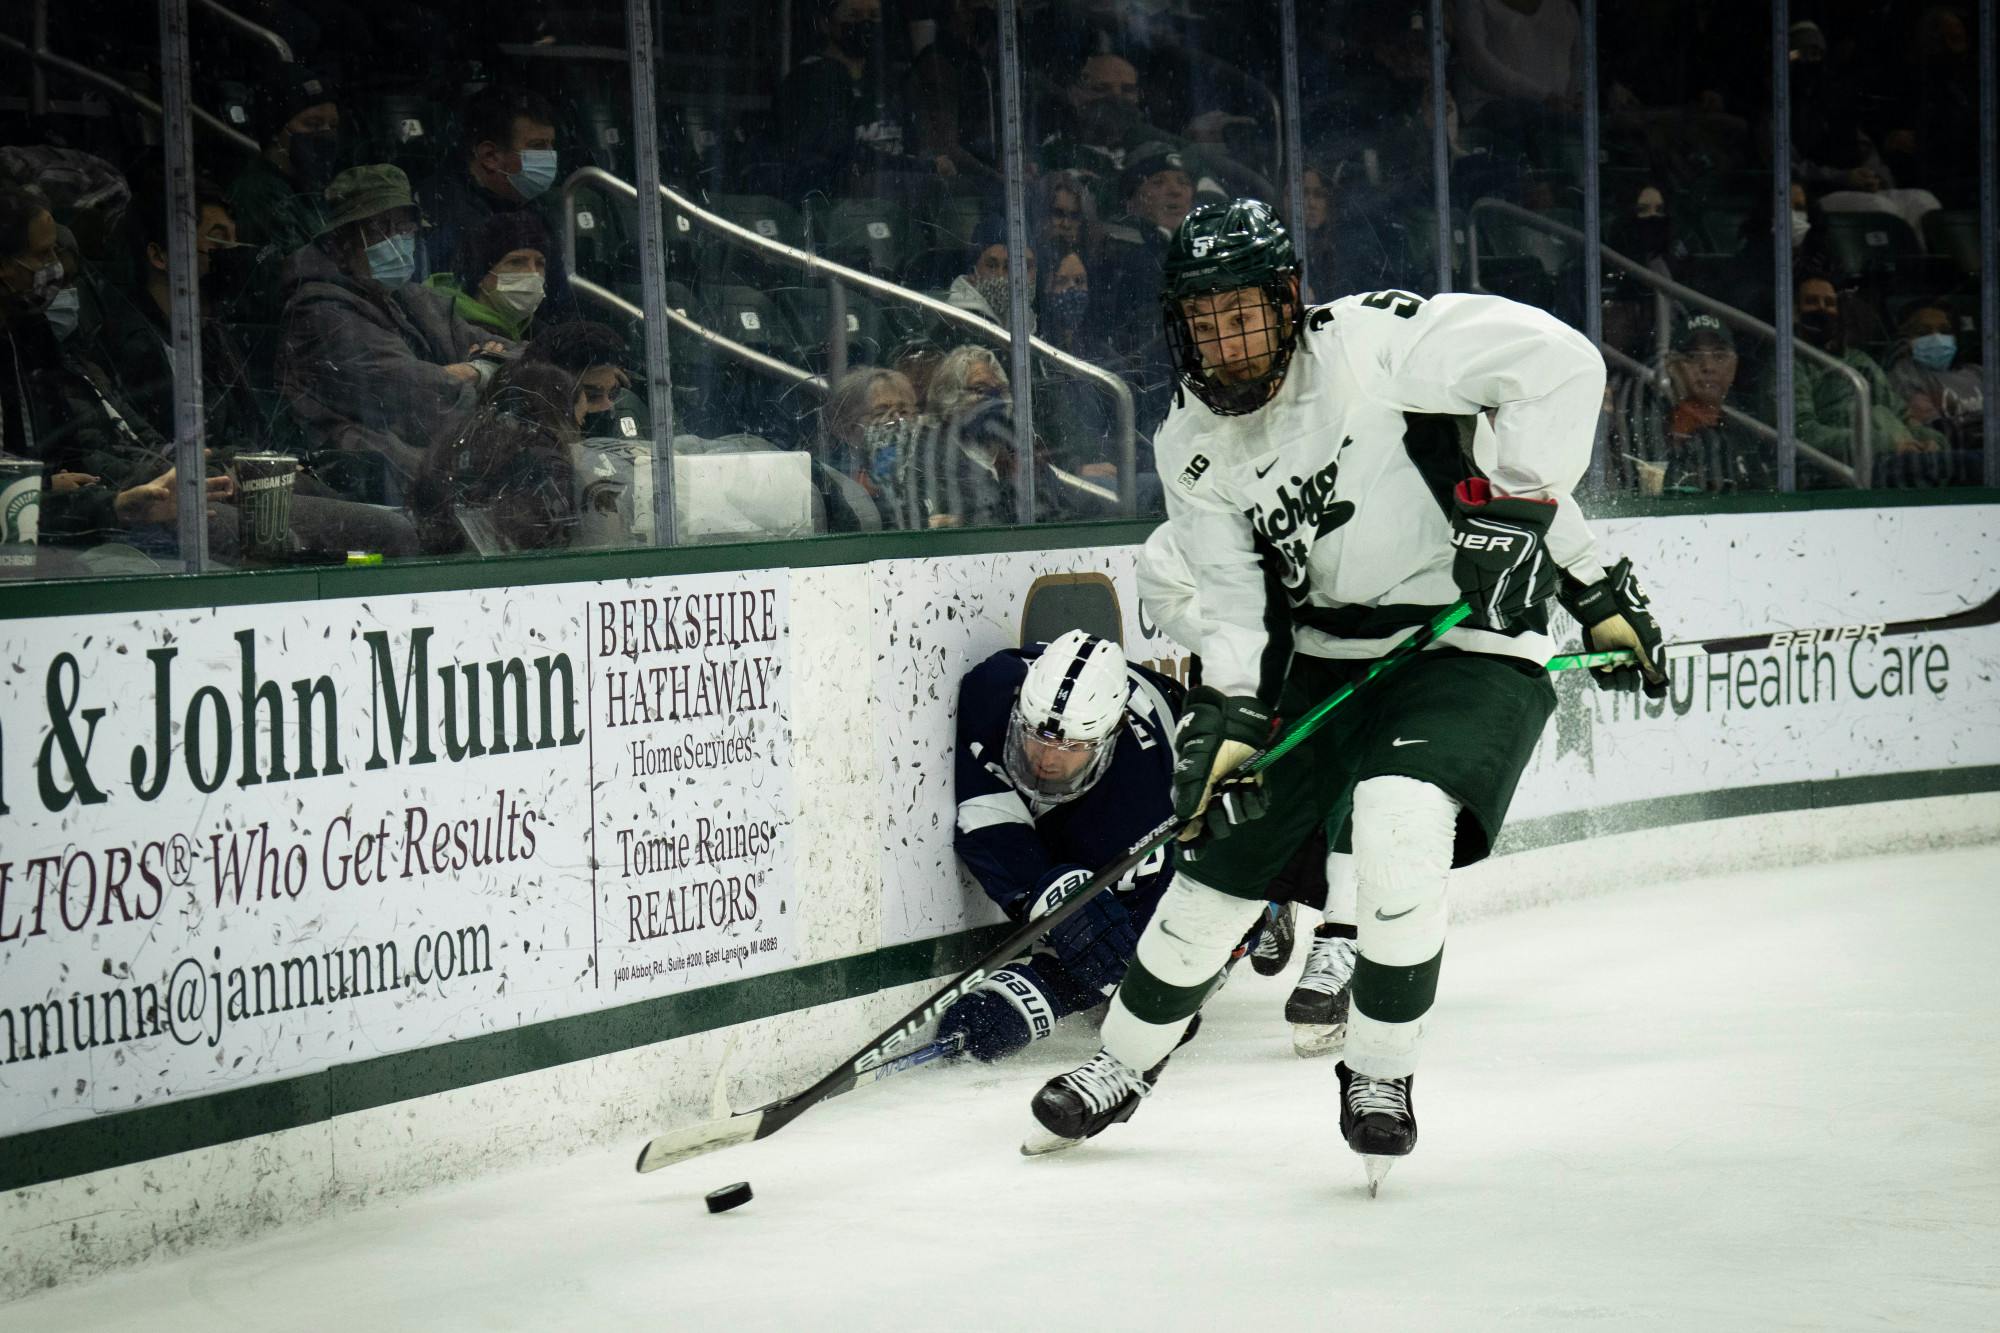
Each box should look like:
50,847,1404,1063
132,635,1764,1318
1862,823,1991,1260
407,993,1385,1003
1345,776,1459,1079
1320,850,1357,928
1101,874,1265,1071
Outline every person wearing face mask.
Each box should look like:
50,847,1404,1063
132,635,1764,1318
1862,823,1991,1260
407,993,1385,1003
808,365,920,532
1610,182,1686,282
87,177,270,451
1788,274,1947,487
426,212,552,341
772,0,930,204
229,67,343,266
1887,301,1984,459
1032,248,1133,484
943,220,1037,336
278,166,516,492
418,86,576,322
1037,53,1165,218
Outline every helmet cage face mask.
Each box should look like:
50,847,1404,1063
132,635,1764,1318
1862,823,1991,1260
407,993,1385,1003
1164,277,1301,416
1002,706,1119,803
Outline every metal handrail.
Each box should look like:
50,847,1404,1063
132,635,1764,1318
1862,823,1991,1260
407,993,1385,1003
558,165,1140,514
1466,196,1874,488
1601,344,1856,487
569,276,828,395
191,0,293,63
574,278,1116,509
0,33,260,154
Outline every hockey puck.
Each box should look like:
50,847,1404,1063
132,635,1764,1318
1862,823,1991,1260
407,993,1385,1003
704,1181,753,1214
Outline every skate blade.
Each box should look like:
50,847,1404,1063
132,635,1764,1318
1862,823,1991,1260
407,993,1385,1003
1290,1022,1346,1059
1363,1155,1395,1197
1020,1128,1085,1157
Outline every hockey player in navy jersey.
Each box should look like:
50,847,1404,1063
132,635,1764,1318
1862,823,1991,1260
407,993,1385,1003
1025,199,1671,1188
936,630,1192,1063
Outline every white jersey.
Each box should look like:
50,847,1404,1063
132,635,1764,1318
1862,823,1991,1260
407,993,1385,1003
1153,289,1608,703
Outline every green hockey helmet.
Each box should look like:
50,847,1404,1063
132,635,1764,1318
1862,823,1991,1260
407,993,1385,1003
1161,198,1302,416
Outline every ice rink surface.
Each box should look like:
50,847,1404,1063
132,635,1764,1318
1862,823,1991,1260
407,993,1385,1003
17,845,2000,1332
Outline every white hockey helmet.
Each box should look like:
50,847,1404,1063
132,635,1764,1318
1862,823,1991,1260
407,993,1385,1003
1003,630,1129,803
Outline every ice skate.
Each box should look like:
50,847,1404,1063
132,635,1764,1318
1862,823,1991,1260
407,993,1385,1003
1248,901,1295,976
1021,1016,1198,1156
1285,925,1356,1057
1337,1061,1416,1195
1022,1049,1156,1155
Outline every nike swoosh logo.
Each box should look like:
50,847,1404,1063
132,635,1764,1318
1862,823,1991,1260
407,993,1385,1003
1254,460,1277,478
1375,905,1417,921
1390,737,1426,747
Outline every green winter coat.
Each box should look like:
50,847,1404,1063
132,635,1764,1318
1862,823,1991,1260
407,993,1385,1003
1793,344,1946,476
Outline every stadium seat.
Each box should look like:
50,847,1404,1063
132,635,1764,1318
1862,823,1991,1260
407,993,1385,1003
358,92,447,178
814,197,911,276
1818,211,1923,281
1920,210,1982,277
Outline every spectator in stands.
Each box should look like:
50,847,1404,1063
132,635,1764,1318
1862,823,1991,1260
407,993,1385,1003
1789,20,1942,233
922,345,1017,527
1,185,229,564
1037,52,1167,216
278,165,514,490
230,66,342,266
417,86,564,302
1872,6,1980,210
1094,144,1194,361
1035,171,1097,267
1450,0,1582,152
3,186,413,566
1609,180,1687,281
425,211,553,342
809,364,920,531
943,219,1036,335
93,178,269,450
1034,248,1124,479
1039,250,1094,357
1298,162,1409,301
1654,313,1773,493
772,0,928,203
1887,300,1984,456
529,320,643,441
411,357,582,554
1791,274,1947,485
908,0,1003,189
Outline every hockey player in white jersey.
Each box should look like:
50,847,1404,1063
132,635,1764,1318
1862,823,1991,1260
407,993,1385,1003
1027,199,1669,1186
1139,524,1342,1043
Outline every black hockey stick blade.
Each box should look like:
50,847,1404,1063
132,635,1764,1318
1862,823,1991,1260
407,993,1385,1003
634,603,1471,1174
1549,587,2000,672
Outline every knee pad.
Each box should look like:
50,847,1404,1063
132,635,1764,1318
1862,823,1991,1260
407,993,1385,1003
1351,776,1458,967
1133,875,1269,988
1322,850,1357,927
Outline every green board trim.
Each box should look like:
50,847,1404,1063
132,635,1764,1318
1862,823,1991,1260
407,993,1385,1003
1496,763,2000,853
0,923,1010,1195
3,764,1993,1195
2,490,1995,622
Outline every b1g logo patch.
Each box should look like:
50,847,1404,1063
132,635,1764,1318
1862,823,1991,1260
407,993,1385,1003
1178,454,1211,491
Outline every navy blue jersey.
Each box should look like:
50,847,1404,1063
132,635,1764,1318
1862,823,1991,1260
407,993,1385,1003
954,647,1185,919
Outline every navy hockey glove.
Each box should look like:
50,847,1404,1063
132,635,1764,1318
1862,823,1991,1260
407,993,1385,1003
1450,478,1559,631
1560,557,1669,699
1008,867,1092,924
1173,687,1274,839
938,963,1063,1061
1044,892,1140,996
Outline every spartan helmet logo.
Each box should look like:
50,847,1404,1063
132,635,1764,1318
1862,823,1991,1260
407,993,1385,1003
1190,235,1217,258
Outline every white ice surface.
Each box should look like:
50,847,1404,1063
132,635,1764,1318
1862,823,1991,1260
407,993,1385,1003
15,846,2000,1332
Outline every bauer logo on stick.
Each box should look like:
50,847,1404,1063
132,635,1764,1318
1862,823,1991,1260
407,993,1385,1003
1767,623,1884,648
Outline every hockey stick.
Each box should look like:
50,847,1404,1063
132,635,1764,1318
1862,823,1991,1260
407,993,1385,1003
633,600,1476,1173
1545,588,2000,672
